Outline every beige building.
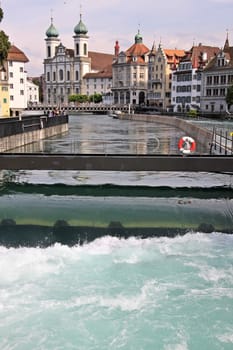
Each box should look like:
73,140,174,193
147,43,185,110
0,62,10,117
112,31,150,106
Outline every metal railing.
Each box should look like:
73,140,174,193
210,127,233,155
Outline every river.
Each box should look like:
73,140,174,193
0,114,232,349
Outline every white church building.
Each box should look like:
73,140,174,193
43,14,113,107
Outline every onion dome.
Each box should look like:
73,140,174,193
74,14,88,35
135,30,143,44
46,18,59,38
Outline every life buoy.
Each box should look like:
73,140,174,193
178,136,196,154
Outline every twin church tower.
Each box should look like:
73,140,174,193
44,12,112,106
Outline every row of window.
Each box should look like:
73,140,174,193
206,88,226,96
175,85,201,92
206,75,233,85
174,96,200,103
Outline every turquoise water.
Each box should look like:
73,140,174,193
0,234,233,349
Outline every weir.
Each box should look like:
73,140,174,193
0,153,232,172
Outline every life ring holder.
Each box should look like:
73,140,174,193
178,136,196,155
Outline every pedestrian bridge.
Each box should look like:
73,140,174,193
0,153,232,173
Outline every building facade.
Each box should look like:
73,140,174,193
171,44,220,112
7,45,29,116
147,43,185,110
43,14,113,106
0,62,10,117
201,36,233,113
27,78,40,106
112,31,150,106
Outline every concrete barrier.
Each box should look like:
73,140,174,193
0,115,68,152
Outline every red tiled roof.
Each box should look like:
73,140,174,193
7,45,29,63
126,43,150,57
88,51,114,71
185,45,220,68
164,49,186,64
84,65,112,79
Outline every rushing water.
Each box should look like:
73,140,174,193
0,114,233,349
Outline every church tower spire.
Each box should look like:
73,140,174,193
224,29,230,51
45,10,60,59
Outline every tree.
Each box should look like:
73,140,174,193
89,93,102,103
68,94,89,104
226,85,233,112
0,6,11,66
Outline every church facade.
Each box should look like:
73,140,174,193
43,14,113,106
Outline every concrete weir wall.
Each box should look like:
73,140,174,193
0,115,68,152
120,114,213,150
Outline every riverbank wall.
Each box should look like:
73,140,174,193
0,114,68,152
120,114,213,151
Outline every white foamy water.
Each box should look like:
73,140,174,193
0,233,233,350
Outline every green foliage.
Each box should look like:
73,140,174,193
226,85,233,109
68,94,89,103
0,7,10,65
0,8,3,22
187,109,198,118
89,93,102,103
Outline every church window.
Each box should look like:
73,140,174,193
76,43,79,55
84,43,87,55
67,71,70,80
59,69,64,81
47,46,51,58
76,71,79,81
53,72,56,81
47,72,50,81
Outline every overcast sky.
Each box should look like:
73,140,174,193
2,0,233,76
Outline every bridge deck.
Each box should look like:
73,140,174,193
0,154,232,173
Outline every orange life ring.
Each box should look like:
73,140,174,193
178,136,196,154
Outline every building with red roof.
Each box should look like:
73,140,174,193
147,43,185,110
171,43,220,113
112,30,150,106
201,35,233,113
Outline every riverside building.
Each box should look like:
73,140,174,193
43,14,113,106
112,31,150,106
147,43,185,110
201,35,233,113
171,44,219,113
0,61,10,117
7,45,29,117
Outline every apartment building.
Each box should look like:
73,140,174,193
0,62,10,117
7,45,29,116
201,36,233,113
171,44,219,112
147,43,185,110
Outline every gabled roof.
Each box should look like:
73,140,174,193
164,49,185,63
7,45,29,63
184,44,220,69
204,47,233,71
88,51,114,71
